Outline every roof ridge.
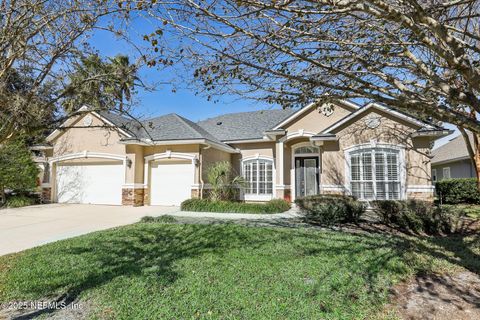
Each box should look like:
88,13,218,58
197,108,294,123
171,113,204,138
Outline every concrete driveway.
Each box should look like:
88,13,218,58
0,204,180,256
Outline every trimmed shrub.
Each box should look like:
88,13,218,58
371,199,464,234
435,178,480,204
295,195,366,225
180,198,291,214
140,215,177,223
4,194,38,208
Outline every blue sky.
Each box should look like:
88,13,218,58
89,23,458,148
89,25,279,122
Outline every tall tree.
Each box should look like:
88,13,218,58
143,0,480,184
0,0,140,143
63,54,142,113
0,137,39,204
109,55,141,112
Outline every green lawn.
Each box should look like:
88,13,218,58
0,221,478,319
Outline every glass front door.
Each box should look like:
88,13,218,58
295,157,319,198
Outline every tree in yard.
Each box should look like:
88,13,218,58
143,0,480,184
206,161,245,201
0,137,40,204
63,54,142,113
0,0,146,144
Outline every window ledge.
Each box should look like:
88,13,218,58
243,194,273,201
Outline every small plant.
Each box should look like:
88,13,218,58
295,195,366,225
140,215,177,223
4,194,38,208
206,161,245,201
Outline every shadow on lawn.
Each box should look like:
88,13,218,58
9,220,480,320
11,223,259,319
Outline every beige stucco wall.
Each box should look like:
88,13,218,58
201,147,232,182
229,142,276,175
320,109,432,190
284,103,355,133
51,113,126,156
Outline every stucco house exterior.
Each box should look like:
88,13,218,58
431,133,475,181
36,101,449,206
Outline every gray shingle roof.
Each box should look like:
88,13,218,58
431,133,472,164
196,109,297,141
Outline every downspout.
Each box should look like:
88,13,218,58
199,145,211,199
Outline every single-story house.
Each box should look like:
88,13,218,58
431,133,476,181
36,101,449,206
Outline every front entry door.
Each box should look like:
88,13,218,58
295,157,319,198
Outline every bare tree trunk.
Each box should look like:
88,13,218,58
458,127,480,191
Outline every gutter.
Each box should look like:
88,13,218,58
119,138,238,154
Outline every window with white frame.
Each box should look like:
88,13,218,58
443,167,451,179
432,169,437,182
242,159,273,195
349,147,401,200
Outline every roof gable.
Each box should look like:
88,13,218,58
46,107,133,142
272,100,360,130
320,103,437,135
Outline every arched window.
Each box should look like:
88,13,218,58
294,146,319,155
349,147,401,200
242,159,273,196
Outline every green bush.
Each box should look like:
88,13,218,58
371,199,464,234
4,194,38,208
180,198,291,214
295,195,366,225
435,178,480,204
140,215,177,223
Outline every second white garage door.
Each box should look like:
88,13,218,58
56,161,123,205
150,160,194,206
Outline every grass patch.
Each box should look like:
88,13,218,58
0,223,478,319
181,198,290,213
443,204,480,219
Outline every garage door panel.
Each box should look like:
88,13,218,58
150,161,193,206
56,162,123,205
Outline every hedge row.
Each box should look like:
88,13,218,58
435,178,480,204
295,194,366,225
371,200,464,234
180,198,291,214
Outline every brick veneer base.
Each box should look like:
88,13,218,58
41,187,51,203
122,188,145,206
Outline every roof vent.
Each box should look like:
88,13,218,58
216,121,222,125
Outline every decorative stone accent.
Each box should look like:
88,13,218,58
122,188,145,206
41,187,51,203
143,189,149,206
191,189,200,199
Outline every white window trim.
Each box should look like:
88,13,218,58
432,169,437,182
241,155,275,201
344,143,406,200
291,142,321,201
443,167,451,179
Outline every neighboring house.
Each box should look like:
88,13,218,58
431,134,476,181
36,101,449,206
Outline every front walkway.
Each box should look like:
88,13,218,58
0,204,301,256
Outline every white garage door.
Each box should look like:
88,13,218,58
56,162,123,205
150,160,193,206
